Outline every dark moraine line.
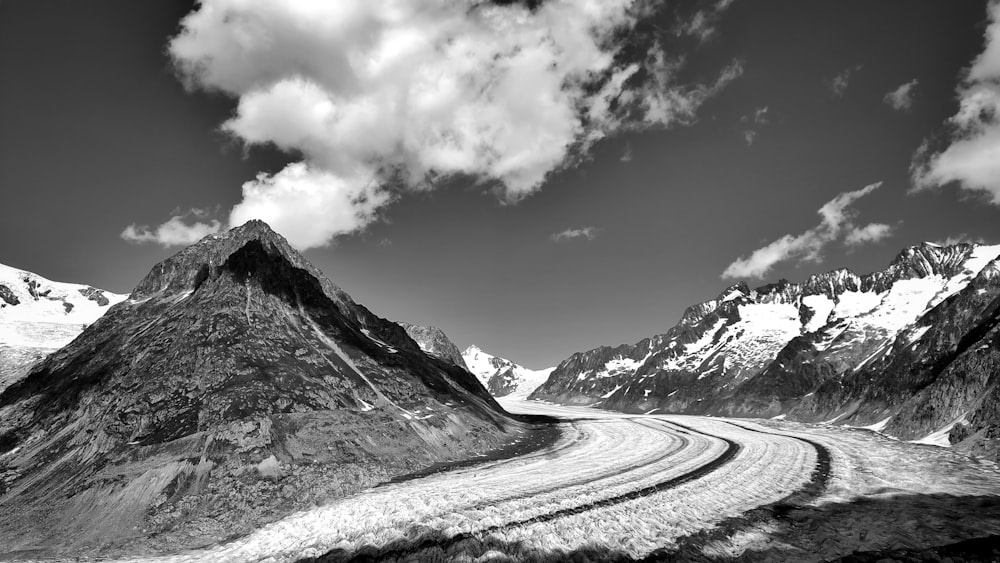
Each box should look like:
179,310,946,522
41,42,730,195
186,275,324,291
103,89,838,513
717,420,833,503
460,418,694,513
376,417,564,487
643,420,835,562
300,420,740,563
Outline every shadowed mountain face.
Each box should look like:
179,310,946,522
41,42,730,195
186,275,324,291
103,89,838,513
398,322,469,370
0,220,522,557
531,242,1000,460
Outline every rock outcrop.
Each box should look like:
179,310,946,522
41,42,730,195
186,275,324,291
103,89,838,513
398,322,469,370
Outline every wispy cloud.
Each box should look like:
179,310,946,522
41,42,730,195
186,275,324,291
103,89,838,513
552,227,599,242
933,233,988,246
912,1,1000,205
127,0,743,251
884,79,919,111
741,105,768,145
722,182,892,279
675,0,736,42
844,222,893,246
620,144,633,163
829,65,862,97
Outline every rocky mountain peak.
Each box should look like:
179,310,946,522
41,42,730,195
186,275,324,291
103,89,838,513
884,241,977,280
399,322,469,370
129,219,353,305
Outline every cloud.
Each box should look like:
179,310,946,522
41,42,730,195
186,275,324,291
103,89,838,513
741,105,768,145
844,222,893,246
620,144,633,162
675,0,736,42
829,65,861,97
551,227,599,242
912,1,1000,205
933,233,988,246
125,0,741,251
121,210,222,247
722,182,891,279
884,79,919,111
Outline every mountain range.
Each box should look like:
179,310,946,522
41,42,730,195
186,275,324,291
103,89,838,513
530,241,1000,460
0,221,526,557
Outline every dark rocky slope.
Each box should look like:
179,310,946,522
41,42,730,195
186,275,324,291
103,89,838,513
0,221,528,558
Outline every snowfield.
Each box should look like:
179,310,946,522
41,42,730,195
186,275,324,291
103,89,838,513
135,400,1000,563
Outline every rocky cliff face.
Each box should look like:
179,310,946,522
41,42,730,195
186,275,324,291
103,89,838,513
398,322,469,370
463,345,555,399
0,263,125,392
0,220,522,557
531,242,1000,459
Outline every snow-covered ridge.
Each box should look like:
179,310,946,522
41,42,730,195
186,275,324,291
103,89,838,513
533,242,1000,417
0,262,126,349
462,345,554,399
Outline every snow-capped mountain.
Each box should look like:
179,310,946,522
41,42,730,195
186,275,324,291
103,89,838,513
0,220,519,554
531,241,1000,459
463,345,555,399
0,262,125,390
398,322,469,370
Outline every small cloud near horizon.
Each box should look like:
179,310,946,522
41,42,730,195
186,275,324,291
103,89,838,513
722,181,893,279
121,209,221,247
933,233,989,246
551,227,599,242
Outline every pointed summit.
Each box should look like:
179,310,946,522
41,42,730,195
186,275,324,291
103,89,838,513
130,220,312,300
0,221,521,555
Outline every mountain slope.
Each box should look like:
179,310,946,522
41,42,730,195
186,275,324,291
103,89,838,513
463,345,555,399
0,263,125,391
0,220,525,558
398,322,469,370
531,242,1000,458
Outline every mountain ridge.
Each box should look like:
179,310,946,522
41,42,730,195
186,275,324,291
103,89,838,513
531,240,1000,459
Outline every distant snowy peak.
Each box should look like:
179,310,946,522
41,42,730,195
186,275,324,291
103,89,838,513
0,262,126,390
462,345,554,399
0,262,126,347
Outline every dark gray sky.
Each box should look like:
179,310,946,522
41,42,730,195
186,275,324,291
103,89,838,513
2,1,999,368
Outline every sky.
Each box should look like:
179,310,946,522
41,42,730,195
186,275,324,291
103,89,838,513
2,1,1000,368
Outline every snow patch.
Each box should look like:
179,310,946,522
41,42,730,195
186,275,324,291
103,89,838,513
859,416,891,432
801,294,835,333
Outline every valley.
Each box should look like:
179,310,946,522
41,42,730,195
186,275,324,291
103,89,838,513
119,399,1000,563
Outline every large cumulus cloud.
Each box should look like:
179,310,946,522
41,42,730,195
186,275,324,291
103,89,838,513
126,0,740,249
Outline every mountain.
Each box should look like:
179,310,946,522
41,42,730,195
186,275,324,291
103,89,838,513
398,322,469,370
531,242,1000,459
0,263,125,391
463,345,555,399
0,220,525,557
